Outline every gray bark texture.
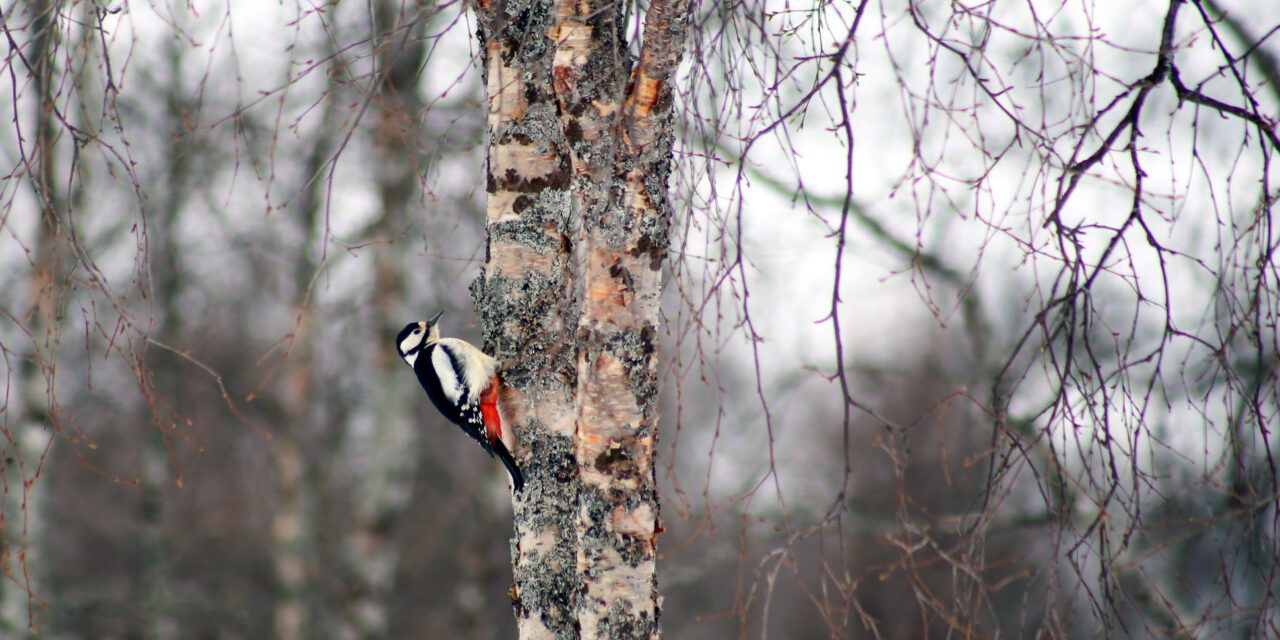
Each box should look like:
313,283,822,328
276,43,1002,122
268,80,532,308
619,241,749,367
467,0,689,638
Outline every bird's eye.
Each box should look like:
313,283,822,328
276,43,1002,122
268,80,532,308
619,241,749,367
413,329,422,334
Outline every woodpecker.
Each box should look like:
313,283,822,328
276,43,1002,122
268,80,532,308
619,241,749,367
395,312,524,493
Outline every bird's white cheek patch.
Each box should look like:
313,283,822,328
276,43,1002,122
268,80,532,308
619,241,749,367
399,334,421,356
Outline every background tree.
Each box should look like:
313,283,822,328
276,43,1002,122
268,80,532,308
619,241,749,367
0,0,1277,639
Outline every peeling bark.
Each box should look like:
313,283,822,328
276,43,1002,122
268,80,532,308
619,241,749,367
470,2,582,639
468,0,689,638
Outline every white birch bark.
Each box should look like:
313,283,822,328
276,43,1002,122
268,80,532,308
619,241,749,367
468,0,690,637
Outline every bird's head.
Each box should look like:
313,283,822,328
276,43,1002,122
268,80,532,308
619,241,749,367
395,311,443,366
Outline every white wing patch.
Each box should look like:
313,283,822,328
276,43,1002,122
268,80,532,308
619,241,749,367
431,346,464,405
437,338,497,404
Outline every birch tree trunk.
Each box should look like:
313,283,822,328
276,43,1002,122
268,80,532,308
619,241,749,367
468,1,689,638
335,3,431,636
10,0,70,628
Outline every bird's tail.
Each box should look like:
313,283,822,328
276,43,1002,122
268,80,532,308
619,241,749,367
491,438,525,493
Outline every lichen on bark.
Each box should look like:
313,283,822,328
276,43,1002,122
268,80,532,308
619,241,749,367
466,0,689,637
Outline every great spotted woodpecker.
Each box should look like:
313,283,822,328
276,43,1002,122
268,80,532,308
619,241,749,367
395,312,524,493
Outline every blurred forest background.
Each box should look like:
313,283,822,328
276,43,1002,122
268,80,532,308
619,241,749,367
1,0,1277,638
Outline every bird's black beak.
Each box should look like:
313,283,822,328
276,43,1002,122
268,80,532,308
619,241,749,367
427,310,443,327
